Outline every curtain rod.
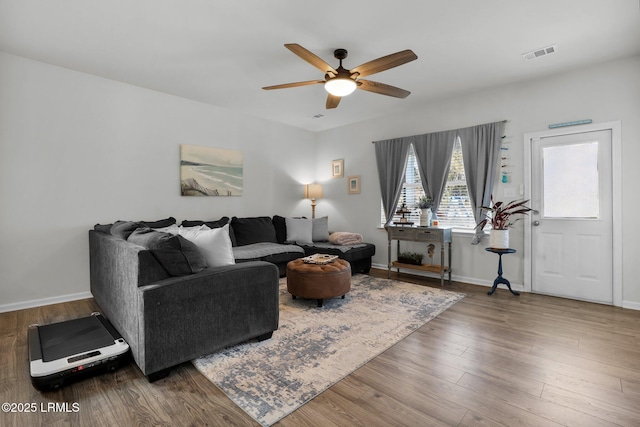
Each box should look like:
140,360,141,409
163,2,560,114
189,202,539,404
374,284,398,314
371,119,509,143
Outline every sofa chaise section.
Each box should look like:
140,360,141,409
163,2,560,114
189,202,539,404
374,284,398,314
232,241,305,276
272,215,376,274
299,242,375,274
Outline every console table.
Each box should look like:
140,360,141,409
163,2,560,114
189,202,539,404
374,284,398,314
387,226,452,287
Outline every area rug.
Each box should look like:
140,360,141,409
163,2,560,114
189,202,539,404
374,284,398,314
192,274,464,426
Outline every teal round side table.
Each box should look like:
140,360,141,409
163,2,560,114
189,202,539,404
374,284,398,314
485,248,519,296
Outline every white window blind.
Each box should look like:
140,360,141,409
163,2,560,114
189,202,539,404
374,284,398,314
381,138,476,229
436,137,476,228
380,145,424,225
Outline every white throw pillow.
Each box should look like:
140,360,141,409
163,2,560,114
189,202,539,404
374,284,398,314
180,224,211,232
178,224,235,267
285,217,313,245
312,216,330,242
155,224,210,235
153,224,180,234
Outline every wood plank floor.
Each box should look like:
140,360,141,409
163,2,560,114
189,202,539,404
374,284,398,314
2,269,640,426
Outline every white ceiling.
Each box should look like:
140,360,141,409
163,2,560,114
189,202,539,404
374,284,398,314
1,1,639,132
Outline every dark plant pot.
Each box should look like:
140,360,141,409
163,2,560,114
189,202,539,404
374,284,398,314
397,257,422,265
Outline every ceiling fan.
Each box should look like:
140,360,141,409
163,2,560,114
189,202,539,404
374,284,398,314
262,43,418,109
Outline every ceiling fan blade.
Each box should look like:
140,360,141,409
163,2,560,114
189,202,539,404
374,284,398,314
262,80,325,90
285,43,337,75
350,50,417,78
357,80,411,98
326,94,341,109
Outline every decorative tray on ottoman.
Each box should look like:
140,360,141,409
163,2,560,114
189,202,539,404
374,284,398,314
302,254,339,265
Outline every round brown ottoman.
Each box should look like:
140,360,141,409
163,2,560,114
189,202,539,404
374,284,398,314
286,258,351,307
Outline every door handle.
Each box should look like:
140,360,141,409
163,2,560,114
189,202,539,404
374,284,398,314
532,220,540,226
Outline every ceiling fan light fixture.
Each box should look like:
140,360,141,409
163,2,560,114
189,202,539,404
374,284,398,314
324,77,357,97
264,44,417,108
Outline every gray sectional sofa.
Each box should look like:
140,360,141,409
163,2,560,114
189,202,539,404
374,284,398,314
89,215,375,380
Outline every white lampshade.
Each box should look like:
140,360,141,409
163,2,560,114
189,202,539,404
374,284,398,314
304,184,323,199
324,78,357,97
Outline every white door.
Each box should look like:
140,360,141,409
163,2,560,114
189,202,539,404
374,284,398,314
530,129,613,303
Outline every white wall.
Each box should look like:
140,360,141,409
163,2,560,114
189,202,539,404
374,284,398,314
315,55,640,307
2,52,639,311
0,52,315,310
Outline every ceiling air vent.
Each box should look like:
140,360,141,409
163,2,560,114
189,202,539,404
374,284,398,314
522,44,558,60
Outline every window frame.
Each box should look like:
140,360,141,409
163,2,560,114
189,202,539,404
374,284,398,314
381,139,477,230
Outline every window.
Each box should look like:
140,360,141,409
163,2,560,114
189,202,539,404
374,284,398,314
436,137,476,228
381,138,476,229
380,145,425,225
543,142,599,218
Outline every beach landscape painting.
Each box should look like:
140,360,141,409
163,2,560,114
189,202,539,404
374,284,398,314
180,144,243,196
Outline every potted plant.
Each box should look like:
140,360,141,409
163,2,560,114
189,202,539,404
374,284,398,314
476,198,532,249
397,251,424,266
415,195,433,226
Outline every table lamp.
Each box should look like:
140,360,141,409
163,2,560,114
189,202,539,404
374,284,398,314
304,184,323,219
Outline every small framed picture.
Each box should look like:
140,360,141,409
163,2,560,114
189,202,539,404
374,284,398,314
347,175,360,194
332,159,344,178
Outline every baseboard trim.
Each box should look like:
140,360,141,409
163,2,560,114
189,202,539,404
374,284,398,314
6,272,635,313
0,291,92,314
371,263,638,310
370,263,524,292
622,300,640,311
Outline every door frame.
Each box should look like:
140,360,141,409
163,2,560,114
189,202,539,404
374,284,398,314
523,121,622,306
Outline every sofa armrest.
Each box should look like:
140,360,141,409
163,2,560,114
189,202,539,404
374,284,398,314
135,261,279,375
90,231,165,348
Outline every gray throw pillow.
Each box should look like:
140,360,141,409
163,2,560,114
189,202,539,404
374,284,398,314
285,217,313,245
106,217,176,239
110,221,142,240
312,216,330,242
128,228,207,276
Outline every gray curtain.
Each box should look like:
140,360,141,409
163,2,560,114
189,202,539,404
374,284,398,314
374,138,412,227
412,130,457,218
459,121,505,244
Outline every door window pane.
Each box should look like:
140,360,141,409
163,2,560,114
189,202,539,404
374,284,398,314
543,142,599,218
